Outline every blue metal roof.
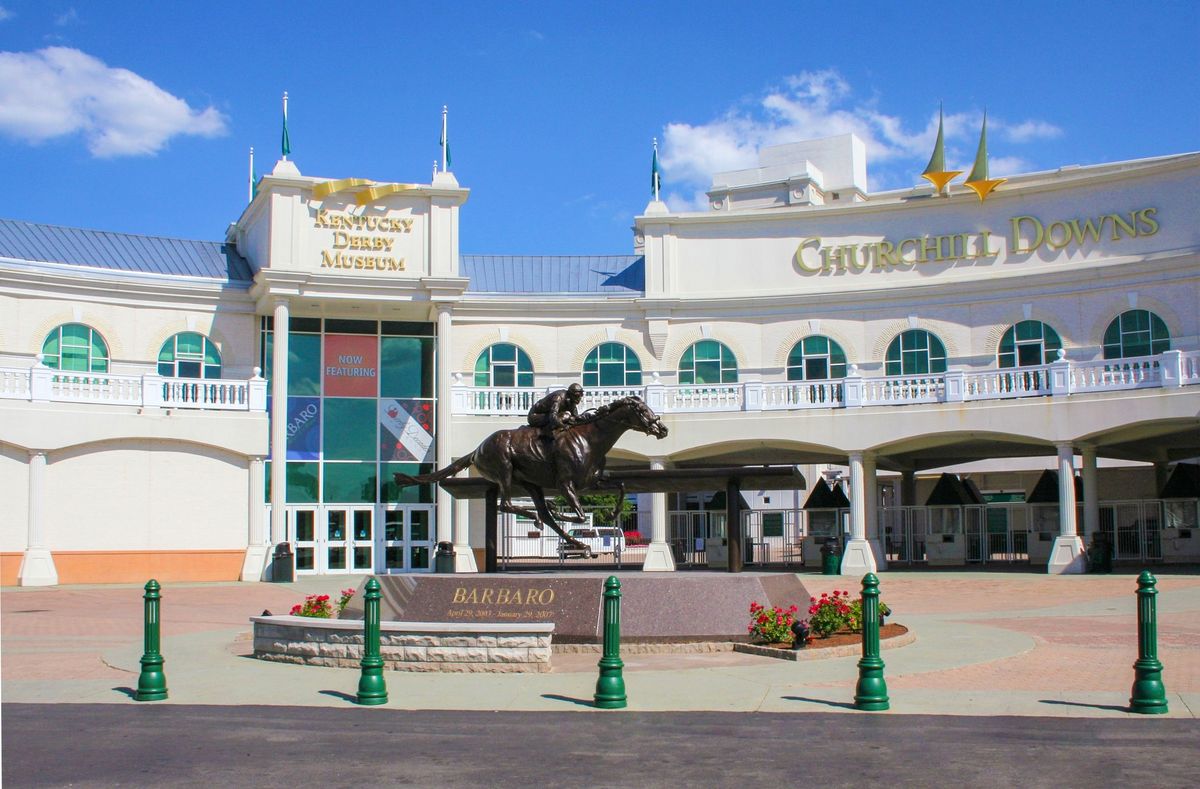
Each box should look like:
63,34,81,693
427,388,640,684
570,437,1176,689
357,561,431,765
461,254,644,294
0,219,253,283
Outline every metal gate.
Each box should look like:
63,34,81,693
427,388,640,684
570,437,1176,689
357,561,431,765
1099,501,1163,561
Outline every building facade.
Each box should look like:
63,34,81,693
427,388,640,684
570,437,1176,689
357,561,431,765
2,136,1198,584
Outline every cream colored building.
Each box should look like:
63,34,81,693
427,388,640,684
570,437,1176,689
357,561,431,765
2,135,1197,585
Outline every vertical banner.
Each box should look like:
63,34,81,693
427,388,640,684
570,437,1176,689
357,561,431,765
286,396,321,459
380,399,435,462
324,334,379,397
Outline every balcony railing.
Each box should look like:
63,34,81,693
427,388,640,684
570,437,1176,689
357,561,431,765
0,364,267,411
453,349,1199,416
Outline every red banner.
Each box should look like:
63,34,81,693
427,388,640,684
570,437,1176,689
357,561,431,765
323,335,378,397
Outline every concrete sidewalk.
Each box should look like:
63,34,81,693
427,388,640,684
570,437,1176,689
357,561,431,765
3,571,1198,717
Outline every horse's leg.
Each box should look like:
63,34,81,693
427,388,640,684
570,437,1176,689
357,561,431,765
525,485,587,550
557,479,589,523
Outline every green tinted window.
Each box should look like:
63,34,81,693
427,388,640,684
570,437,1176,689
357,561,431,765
885,330,947,376
582,342,643,387
787,336,848,381
286,462,319,503
474,343,534,387
380,463,436,503
678,340,737,385
323,462,376,503
287,333,321,395
157,332,222,379
381,337,434,398
998,321,1062,368
323,398,377,460
41,323,109,372
1102,310,1170,359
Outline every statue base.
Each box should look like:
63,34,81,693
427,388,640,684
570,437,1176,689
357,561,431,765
342,572,810,643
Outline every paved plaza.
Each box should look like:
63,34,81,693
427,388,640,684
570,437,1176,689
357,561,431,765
3,570,1198,717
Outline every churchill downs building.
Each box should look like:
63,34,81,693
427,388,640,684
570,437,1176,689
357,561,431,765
2,131,1198,586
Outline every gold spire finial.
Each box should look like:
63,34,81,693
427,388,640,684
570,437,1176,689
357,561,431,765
920,105,961,195
963,111,1006,202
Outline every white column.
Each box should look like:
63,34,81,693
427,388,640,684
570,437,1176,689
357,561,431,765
1081,447,1099,546
18,450,58,586
269,299,289,548
453,497,478,572
863,452,887,570
1048,443,1086,574
841,451,877,575
434,305,454,550
642,458,675,571
240,456,269,581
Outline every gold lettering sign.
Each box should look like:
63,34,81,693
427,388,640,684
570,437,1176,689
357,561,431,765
794,207,1158,276
313,208,413,272
451,587,556,605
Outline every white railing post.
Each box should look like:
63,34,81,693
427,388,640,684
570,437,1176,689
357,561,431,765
943,370,965,403
742,381,763,412
644,375,666,413
142,374,165,408
1159,349,1184,388
248,367,268,411
1049,352,1072,396
29,358,51,402
843,366,863,408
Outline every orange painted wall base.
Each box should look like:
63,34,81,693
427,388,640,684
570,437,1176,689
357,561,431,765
1,550,244,585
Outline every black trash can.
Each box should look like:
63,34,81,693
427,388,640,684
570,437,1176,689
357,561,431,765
435,541,456,574
1088,534,1113,574
270,542,294,583
670,538,687,565
820,538,841,576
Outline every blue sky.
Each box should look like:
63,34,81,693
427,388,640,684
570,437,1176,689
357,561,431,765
1,1,1197,255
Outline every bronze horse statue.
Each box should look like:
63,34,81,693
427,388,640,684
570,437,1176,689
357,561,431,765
394,396,668,548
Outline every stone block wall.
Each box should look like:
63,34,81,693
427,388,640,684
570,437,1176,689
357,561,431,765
251,616,554,673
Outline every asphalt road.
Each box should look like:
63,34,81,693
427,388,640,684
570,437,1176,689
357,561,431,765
4,704,1197,788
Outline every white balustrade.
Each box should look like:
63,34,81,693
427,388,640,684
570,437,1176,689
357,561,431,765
663,383,743,412
1069,355,1162,393
0,366,265,411
456,386,543,416
760,380,844,409
962,367,1051,400
860,374,944,405
580,387,644,411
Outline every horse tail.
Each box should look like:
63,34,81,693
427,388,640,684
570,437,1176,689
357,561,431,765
393,452,475,487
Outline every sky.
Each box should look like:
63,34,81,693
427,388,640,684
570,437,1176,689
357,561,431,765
1,1,1197,255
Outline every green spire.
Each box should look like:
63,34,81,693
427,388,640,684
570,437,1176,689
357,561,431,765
651,138,661,199
966,111,991,183
964,110,1006,201
920,105,961,194
281,92,291,159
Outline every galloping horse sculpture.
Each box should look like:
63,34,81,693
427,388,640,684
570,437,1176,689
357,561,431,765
393,396,668,549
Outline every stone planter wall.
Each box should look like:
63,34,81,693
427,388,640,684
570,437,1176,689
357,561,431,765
251,616,554,673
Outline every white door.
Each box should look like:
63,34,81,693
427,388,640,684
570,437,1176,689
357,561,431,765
379,505,435,573
290,508,319,576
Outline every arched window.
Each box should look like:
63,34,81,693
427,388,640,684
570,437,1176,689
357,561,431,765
474,343,534,387
582,342,642,387
1103,310,1170,359
678,340,738,385
998,321,1062,368
158,332,222,378
786,336,848,380
885,330,946,376
41,323,109,372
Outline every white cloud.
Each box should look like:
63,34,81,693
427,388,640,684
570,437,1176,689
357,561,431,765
55,7,78,26
660,70,1061,207
0,7,13,22
0,47,228,157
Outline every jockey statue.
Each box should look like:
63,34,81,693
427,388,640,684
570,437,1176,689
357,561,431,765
527,382,585,441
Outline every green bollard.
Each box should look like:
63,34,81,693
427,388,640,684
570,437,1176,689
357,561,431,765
1129,570,1168,714
356,577,388,706
135,579,168,701
594,576,627,709
853,573,889,711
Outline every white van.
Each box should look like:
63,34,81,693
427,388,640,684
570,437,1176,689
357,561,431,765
564,527,626,557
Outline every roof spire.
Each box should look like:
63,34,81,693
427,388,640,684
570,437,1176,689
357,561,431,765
963,111,1006,201
281,91,291,160
920,104,961,195
248,146,256,202
651,137,661,201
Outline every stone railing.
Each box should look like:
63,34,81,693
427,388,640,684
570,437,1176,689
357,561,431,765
452,349,1199,416
0,364,267,411
251,616,553,673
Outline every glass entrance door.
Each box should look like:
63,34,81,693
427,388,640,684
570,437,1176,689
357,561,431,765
290,508,319,575
379,505,436,573
322,507,376,574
